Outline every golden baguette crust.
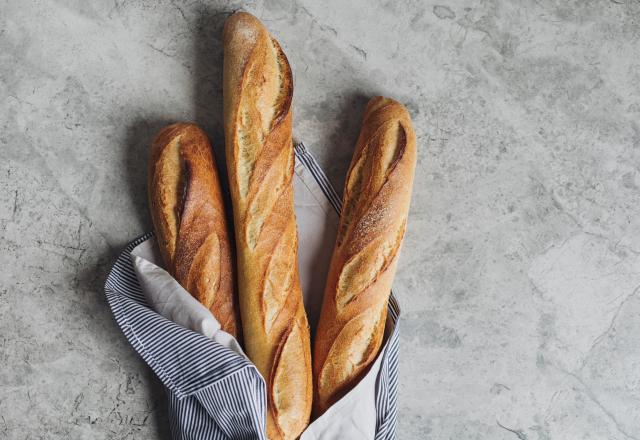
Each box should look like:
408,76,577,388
223,12,312,440
313,97,417,415
148,122,241,338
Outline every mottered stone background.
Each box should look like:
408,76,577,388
2,0,640,438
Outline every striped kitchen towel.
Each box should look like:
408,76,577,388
104,143,400,439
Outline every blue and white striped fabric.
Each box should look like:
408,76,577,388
105,143,400,439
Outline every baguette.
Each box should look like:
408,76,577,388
148,122,241,338
223,12,312,440
313,97,416,415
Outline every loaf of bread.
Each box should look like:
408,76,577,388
313,97,416,415
148,122,241,338
222,12,312,439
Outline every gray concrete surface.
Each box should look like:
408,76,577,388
2,0,640,438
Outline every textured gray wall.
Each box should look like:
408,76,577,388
2,0,640,439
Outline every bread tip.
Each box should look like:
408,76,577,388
227,10,259,21
153,122,203,141
223,11,265,41
366,95,408,113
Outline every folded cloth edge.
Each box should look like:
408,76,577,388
105,233,263,401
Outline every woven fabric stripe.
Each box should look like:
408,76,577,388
194,373,267,439
168,389,228,440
